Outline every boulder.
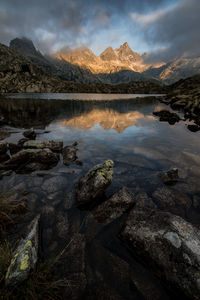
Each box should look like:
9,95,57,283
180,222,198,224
62,145,78,165
120,208,200,299
4,148,59,172
157,168,179,185
5,215,40,286
23,128,36,139
75,160,114,206
134,192,157,209
187,125,200,132
23,140,63,152
92,186,134,224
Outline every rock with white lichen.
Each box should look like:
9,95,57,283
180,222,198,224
75,160,114,206
5,215,40,286
120,207,200,299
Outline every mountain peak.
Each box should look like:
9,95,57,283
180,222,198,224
10,37,38,56
100,46,118,61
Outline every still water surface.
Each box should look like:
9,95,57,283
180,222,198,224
0,95,200,299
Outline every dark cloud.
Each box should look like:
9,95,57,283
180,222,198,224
142,0,200,63
0,0,198,62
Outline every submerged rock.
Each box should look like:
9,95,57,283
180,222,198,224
23,128,36,140
5,215,40,286
62,145,78,165
92,186,134,224
121,208,200,299
23,140,63,152
75,160,114,206
158,168,179,185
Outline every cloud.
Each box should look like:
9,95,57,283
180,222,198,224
139,0,200,62
130,3,178,26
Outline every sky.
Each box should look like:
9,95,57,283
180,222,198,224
0,0,199,63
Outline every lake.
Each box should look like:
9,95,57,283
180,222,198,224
0,94,200,299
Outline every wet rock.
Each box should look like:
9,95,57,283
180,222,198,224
92,186,134,224
55,212,69,239
152,187,192,215
23,128,36,139
23,140,63,152
135,192,157,209
193,195,200,209
63,191,75,210
158,168,179,185
62,145,78,166
0,169,12,179
75,160,114,206
187,124,200,132
42,176,66,194
18,138,29,146
153,110,180,125
120,207,200,299
76,160,83,166
4,148,59,171
0,141,8,154
5,215,40,286
42,205,55,226
9,143,22,155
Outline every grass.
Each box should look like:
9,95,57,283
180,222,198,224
0,191,27,233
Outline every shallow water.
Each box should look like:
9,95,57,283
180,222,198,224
0,95,200,299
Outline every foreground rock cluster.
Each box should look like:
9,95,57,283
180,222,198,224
4,158,200,299
0,129,80,178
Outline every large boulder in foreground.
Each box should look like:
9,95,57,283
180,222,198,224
75,160,114,206
120,208,200,299
5,215,40,286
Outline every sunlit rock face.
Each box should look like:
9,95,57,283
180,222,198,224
59,109,155,133
52,42,149,74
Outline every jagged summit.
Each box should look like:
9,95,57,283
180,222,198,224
100,46,118,61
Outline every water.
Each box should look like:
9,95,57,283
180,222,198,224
0,94,200,299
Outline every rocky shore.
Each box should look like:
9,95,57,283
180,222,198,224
1,125,200,299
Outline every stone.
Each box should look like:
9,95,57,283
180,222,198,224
134,192,157,209
153,110,180,125
152,187,192,214
0,153,10,163
55,212,69,239
42,176,66,193
187,124,200,132
75,160,114,206
23,140,63,152
92,186,134,224
120,208,200,299
62,145,78,166
23,128,36,139
0,141,8,154
158,168,179,185
4,148,59,171
5,215,40,286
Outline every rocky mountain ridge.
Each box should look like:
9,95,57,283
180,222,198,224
0,42,167,94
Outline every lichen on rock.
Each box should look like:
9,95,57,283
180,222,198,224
5,215,40,286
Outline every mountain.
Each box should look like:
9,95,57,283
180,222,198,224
8,38,200,85
0,42,167,94
53,42,148,74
